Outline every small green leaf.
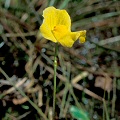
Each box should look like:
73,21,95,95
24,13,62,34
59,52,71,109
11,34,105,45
21,105,29,110
69,106,90,120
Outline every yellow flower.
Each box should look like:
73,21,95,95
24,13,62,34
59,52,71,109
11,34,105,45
40,6,86,47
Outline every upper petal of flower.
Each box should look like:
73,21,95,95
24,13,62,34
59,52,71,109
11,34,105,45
40,7,71,42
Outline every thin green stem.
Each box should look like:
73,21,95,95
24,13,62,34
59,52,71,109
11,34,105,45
70,86,82,109
59,82,69,118
103,99,110,120
53,43,58,118
49,0,56,6
103,90,106,120
59,0,70,9
107,91,110,118
64,91,71,117
112,77,116,117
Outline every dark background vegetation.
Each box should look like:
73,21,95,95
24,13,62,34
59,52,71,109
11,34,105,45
0,0,120,120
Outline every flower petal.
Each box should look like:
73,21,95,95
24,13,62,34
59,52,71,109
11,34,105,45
56,9,71,31
79,30,86,43
40,7,57,42
57,31,85,47
57,34,75,47
52,25,69,40
52,25,74,47
40,7,71,43
42,7,57,30
71,32,80,41
40,23,57,42
79,37,85,43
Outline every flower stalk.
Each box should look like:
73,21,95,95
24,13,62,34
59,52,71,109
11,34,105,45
53,43,58,118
